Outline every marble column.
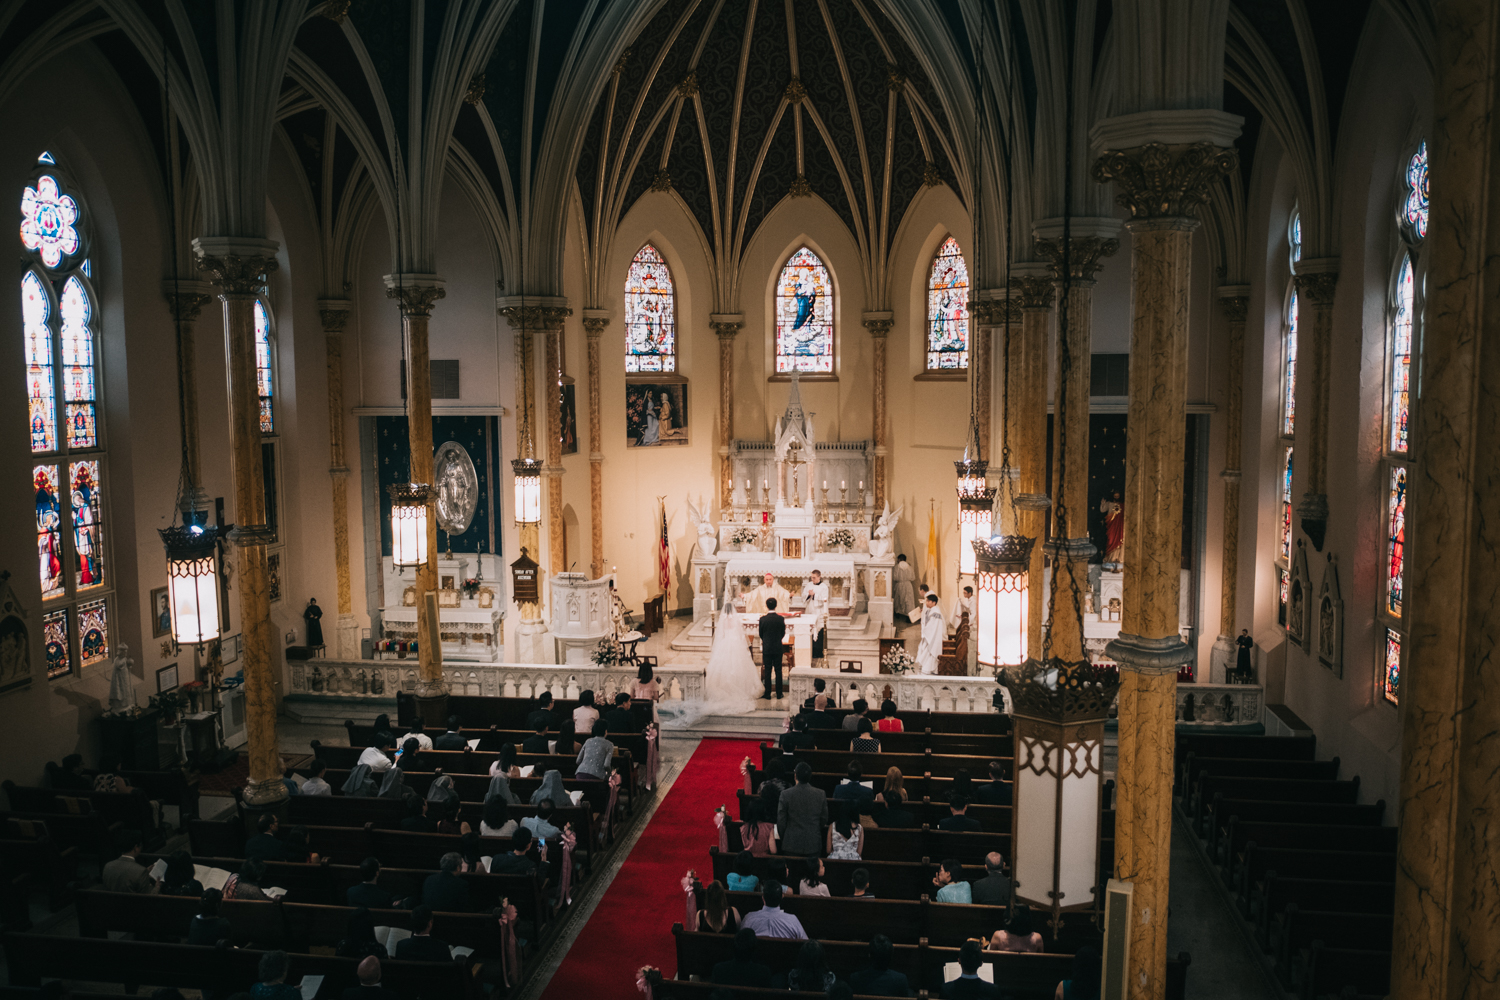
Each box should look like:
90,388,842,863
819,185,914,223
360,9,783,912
163,281,213,489
582,314,607,579
386,277,447,706
711,315,743,509
1291,263,1337,549
1209,288,1250,681
1012,275,1054,656
969,299,997,460
318,299,360,659
544,324,565,575
193,238,286,808
996,308,1024,538
1093,142,1236,1000
1390,4,1500,994
1035,237,1117,661
863,314,894,510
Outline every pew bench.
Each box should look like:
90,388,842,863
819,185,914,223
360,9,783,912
1220,821,1398,884
1180,753,1340,799
1173,735,1316,790
1251,875,1396,950
1291,943,1390,1000
396,691,653,732
1191,776,1360,837
1268,907,1392,985
1,783,159,850
1234,846,1395,912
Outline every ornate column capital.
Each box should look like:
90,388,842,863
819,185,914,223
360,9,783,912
1010,275,1056,310
383,275,446,317
1217,289,1250,323
862,318,893,338
163,279,215,322
1293,263,1339,306
582,317,609,338
498,298,572,332
318,297,353,332
192,237,280,295
1092,142,1238,221
1034,236,1120,281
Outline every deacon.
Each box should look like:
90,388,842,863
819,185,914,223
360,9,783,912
745,571,792,614
892,555,916,620
802,569,829,667
916,592,944,675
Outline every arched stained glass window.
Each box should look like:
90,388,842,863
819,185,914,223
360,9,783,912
1386,465,1406,619
254,300,274,433
61,276,96,449
1283,290,1299,437
1383,629,1402,705
926,236,969,370
24,272,55,453
1280,446,1294,563
775,246,834,373
624,244,675,373
1404,141,1429,240
1388,256,1414,454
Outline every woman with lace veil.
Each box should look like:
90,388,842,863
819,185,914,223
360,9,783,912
661,585,762,727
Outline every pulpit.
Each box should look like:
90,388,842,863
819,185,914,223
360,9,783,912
550,573,612,663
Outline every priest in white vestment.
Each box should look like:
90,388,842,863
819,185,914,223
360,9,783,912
745,572,793,614
892,556,916,620
802,569,830,665
915,593,945,674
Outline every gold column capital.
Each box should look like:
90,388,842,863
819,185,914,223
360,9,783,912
1034,236,1120,281
318,301,353,332
582,316,609,337
384,277,446,317
1217,292,1250,323
163,283,214,322
499,303,572,332
1010,275,1055,310
862,317,894,338
1092,142,1237,221
192,240,279,295
1292,267,1339,306
712,320,743,339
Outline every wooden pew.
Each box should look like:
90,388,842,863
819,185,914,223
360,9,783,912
1,782,158,849
1173,735,1316,789
1220,821,1398,879
671,923,924,982
311,769,621,831
2,931,474,1000
1192,776,1361,837
923,944,1190,1000
761,744,1001,779
709,846,972,901
280,794,599,852
792,727,1007,755
805,708,1009,735
290,823,590,876
311,742,639,803
2,810,121,862
1208,800,1385,857
862,825,1008,865
1253,875,1396,949
747,765,987,803
1235,846,1395,910
1292,943,1390,1000
1269,906,1392,983
647,981,902,1000
725,890,1009,945
1,834,78,922
397,691,652,732
1181,753,1340,797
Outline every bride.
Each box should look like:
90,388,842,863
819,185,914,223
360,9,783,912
660,587,763,727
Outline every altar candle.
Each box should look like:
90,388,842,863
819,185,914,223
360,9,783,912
841,480,846,489
858,480,864,490
823,481,827,489
762,479,768,489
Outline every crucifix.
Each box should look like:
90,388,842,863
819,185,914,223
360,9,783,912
786,440,806,508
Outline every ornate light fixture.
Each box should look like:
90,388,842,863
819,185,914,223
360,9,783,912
388,482,433,569
159,497,220,645
975,535,1034,668
511,458,543,526
957,451,996,575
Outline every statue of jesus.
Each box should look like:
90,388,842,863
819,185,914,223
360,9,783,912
1101,491,1125,566
744,572,793,615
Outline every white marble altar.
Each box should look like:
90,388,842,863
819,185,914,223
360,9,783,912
380,555,503,662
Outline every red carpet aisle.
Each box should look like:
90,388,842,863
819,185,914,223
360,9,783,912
539,737,759,1000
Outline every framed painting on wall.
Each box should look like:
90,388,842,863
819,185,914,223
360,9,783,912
150,586,171,638
560,382,579,455
626,382,688,447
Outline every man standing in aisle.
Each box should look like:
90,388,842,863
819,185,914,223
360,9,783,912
759,598,788,700
916,592,944,674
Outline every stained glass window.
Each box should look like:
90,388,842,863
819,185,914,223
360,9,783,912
1277,567,1288,627
70,460,103,590
1405,141,1429,240
1280,447,1295,563
1290,213,1302,265
60,276,97,449
24,272,56,453
926,236,970,370
624,244,675,373
43,608,71,680
1383,628,1401,705
78,598,108,667
255,300,274,433
1283,290,1299,437
35,464,63,599
1386,465,1406,618
1387,255,1415,455
20,174,81,269
775,247,834,373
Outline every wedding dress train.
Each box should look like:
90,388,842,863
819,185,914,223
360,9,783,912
659,600,762,728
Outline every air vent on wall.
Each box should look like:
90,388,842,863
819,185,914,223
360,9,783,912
400,359,461,400
1090,353,1130,397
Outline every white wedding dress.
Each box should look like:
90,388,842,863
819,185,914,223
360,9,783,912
659,600,763,728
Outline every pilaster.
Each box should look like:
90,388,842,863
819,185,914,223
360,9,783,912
1211,289,1250,681
863,313,894,510
318,299,359,659
1291,263,1338,549
583,312,607,580
712,313,743,510
1011,274,1054,654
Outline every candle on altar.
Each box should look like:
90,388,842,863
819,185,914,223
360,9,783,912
841,480,846,489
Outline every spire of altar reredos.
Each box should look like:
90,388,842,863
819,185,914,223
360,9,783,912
775,372,815,456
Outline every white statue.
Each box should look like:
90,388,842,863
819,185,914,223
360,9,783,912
687,494,717,557
868,502,902,559
108,642,136,714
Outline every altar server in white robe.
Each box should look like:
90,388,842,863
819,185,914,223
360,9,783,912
892,555,917,620
802,569,830,666
916,593,945,674
745,572,793,614
951,585,975,629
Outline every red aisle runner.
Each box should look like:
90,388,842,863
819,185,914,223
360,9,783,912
538,737,759,1000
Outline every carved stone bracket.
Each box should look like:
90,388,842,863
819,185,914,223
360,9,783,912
862,318,894,338
319,306,352,332
785,78,807,104
650,170,673,192
678,74,699,98
1218,295,1250,323
499,305,572,332
711,319,742,339
193,248,278,295
1010,275,1056,310
465,73,487,106
1034,236,1120,281
1092,142,1238,220
789,175,813,198
1293,270,1339,305
164,289,213,323
582,317,608,338
385,283,446,317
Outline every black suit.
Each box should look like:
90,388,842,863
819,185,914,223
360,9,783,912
603,707,636,734
758,612,787,697
244,833,288,862
970,873,1012,906
875,807,917,828
938,814,982,832
710,958,775,988
973,781,1013,806
940,976,1001,999
188,915,232,946
780,730,815,752
848,967,913,997
346,882,396,909
421,870,471,912
395,935,453,963
433,732,466,751
343,987,401,1000
521,733,551,754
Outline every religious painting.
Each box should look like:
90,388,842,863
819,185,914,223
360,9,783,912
35,463,63,599
1288,540,1312,651
24,272,56,454
78,597,108,668
624,243,676,372
267,551,282,603
1389,257,1414,454
560,382,578,455
433,441,479,535
0,576,33,696
150,586,171,638
1386,465,1406,618
43,607,70,680
626,382,688,447
775,246,834,373
926,236,970,370
1383,628,1402,705
69,459,103,590
1317,555,1343,676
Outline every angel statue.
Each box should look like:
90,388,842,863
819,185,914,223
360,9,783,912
868,502,903,560
687,494,717,557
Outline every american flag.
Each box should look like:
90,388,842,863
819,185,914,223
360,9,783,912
657,499,671,595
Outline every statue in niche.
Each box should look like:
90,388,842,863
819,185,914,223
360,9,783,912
108,643,135,714
1101,491,1125,566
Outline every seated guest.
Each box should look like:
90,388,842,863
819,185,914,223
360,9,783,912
798,857,830,897
933,858,972,903
251,950,301,1000
223,859,274,901
528,692,558,731
281,759,301,798
488,827,541,875
554,718,580,756
490,743,521,779
358,732,396,773
779,713,816,752
575,720,615,780
850,716,882,753
434,799,468,836
739,881,806,940
373,713,392,733
758,757,789,818
160,849,203,897
989,903,1044,952
826,802,864,860
971,852,1012,906
282,825,317,864
740,798,778,857
876,766,904,806
400,796,437,832
347,857,395,908
479,797,519,839
875,700,904,733
765,859,794,894
405,717,434,751
486,769,521,807
521,799,562,841
833,761,875,809
951,768,976,800
395,737,422,768
335,906,388,960
301,759,333,796
875,789,916,828
849,934,912,997
573,689,600,731
941,940,1000,999
973,760,1013,806
938,794,982,832
726,850,759,892
187,889,231,945
842,698,870,731
421,852,472,911
710,927,773,987
786,939,837,992
530,769,568,807
343,956,401,1000
521,718,551,755
245,813,289,862
53,753,92,790
698,879,740,933
805,696,834,730
850,867,875,899
801,677,828,710
433,716,466,751
1055,943,1102,1000
603,691,637,733
103,829,157,894
632,663,663,702
394,906,452,963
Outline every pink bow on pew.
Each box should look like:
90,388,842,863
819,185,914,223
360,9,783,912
740,757,753,795
601,771,622,844
644,724,660,790
495,902,520,987
558,825,577,907
636,965,662,999
682,870,700,931
714,806,729,853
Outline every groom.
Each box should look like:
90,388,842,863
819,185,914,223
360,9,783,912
758,598,789,700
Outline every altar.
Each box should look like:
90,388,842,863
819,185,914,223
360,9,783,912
379,555,504,663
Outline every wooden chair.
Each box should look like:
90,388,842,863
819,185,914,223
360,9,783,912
641,595,665,636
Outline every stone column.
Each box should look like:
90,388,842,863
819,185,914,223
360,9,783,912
863,314,894,510
582,313,607,579
1291,263,1338,549
193,238,286,809
163,281,214,488
1209,288,1250,681
995,307,1023,538
1034,237,1117,661
318,299,360,659
1011,275,1054,655
711,314,743,509
1093,142,1236,1000
968,300,997,460
385,277,447,711
1390,5,1500,994
544,324,565,575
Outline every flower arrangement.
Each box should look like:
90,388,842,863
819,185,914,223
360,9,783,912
881,646,916,675
826,527,855,549
730,526,759,545
591,636,625,666
461,577,481,598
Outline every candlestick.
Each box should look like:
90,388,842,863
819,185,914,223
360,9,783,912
839,485,848,523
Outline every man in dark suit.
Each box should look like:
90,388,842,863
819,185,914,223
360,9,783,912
394,906,453,963
521,718,551,755
244,813,289,862
937,793,982,831
874,788,917,828
832,760,875,810
420,852,472,912
779,714,816,753
710,927,775,988
758,599,787,699
775,761,828,855
603,691,637,733
342,956,401,1000
940,940,999,999
973,760,1013,806
970,852,1012,906
432,715,466,751
848,934,913,997
527,692,560,732
347,857,395,908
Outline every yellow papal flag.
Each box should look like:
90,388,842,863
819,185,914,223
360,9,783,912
924,504,938,587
